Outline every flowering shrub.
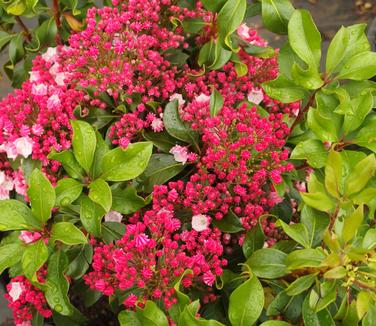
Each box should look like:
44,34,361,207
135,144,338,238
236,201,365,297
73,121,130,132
0,0,376,325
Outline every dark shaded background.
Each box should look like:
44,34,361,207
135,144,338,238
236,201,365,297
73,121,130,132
1,0,376,324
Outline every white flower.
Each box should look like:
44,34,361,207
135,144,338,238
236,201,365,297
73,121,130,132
104,210,123,223
247,88,264,105
151,117,164,132
170,93,186,108
49,62,60,76
0,171,13,200
170,145,189,165
0,143,18,160
31,83,48,96
14,137,33,158
42,47,58,62
55,72,67,86
192,214,210,232
9,282,23,301
29,71,40,82
195,93,210,103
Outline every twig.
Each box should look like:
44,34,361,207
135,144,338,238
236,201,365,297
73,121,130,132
53,0,62,45
15,16,32,42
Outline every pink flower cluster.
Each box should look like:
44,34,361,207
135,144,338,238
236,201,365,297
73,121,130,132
84,207,226,309
5,275,52,325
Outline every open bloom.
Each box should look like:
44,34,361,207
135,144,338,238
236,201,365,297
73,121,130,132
14,137,33,158
192,214,210,232
247,88,264,105
19,231,42,244
0,171,14,199
170,145,189,164
104,211,123,223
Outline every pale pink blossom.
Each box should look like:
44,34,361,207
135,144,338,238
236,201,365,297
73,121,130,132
41,47,57,62
269,192,284,205
19,231,42,244
104,210,123,223
170,93,185,108
49,62,60,76
192,214,210,232
31,84,48,96
9,282,23,302
47,94,61,109
29,71,40,82
151,117,164,132
237,23,250,39
295,181,306,193
203,271,215,286
14,137,33,158
54,72,67,86
247,88,264,105
195,93,210,103
0,143,18,159
170,145,189,165
0,171,14,199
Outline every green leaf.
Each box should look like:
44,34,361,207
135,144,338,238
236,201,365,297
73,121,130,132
217,0,247,49
200,0,227,12
260,322,292,326
55,178,83,206
80,196,105,237
101,142,153,182
102,222,126,244
22,239,48,281
362,229,376,249
263,76,306,103
286,249,326,270
228,274,264,326
246,248,287,278
88,178,112,213
45,250,74,316
143,130,177,153
212,209,244,233
136,154,185,193
51,222,87,245
291,63,323,90
210,88,224,117
71,120,97,174
91,131,110,179
288,9,321,68
0,31,16,50
0,200,41,231
300,192,334,212
66,244,92,280
0,243,24,275
276,220,310,248
261,0,294,34
28,169,55,224
325,150,342,198
290,139,328,168
6,0,26,15
345,154,376,196
337,51,376,80
179,300,225,325
363,305,376,326
285,273,317,296
242,222,265,259
302,294,335,326
342,205,363,243
354,114,376,152
8,32,24,66
111,185,150,215
118,310,142,326
326,26,349,73
139,300,169,326
48,150,85,179
343,92,373,134
163,100,199,146
182,18,207,33
301,206,330,247
243,44,276,59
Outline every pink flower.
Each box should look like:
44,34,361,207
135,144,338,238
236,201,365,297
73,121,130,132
29,71,40,82
41,47,57,63
269,192,283,205
170,93,186,108
8,282,23,302
247,88,264,105
0,143,18,159
192,214,210,232
124,294,138,308
295,181,306,193
55,72,67,86
14,137,33,158
203,271,215,286
19,231,42,244
195,93,210,103
134,233,150,249
31,84,48,96
170,145,189,165
151,117,164,132
0,171,14,199
237,23,250,39
104,211,123,223
47,94,61,109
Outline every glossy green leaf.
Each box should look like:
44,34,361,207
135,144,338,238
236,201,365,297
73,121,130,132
247,248,287,278
179,300,225,325
80,196,105,237
260,322,292,326
291,63,323,90
45,250,74,316
325,150,342,198
285,273,317,296
212,209,244,233
55,178,83,206
338,51,376,80
0,31,16,50
302,294,335,326
111,185,150,215
48,150,85,179
228,274,264,326
363,305,376,326
141,300,169,326
0,243,24,275
286,249,326,270
118,310,142,326
345,154,376,196
182,18,207,33
342,205,364,243
362,228,376,249
91,131,110,179
51,222,87,245
142,130,177,153
263,76,306,103
71,120,97,174
261,0,294,34
28,169,55,223
290,139,327,168
276,220,310,248
210,88,224,117
326,26,349,73
22,239,48,281
288,9,321,68
301,206,330,247
101,142,153,182
200,0,227,12
242,222,265,259
88,178,112,213
354,114,376,152
0,200,40,231
342,92,373,134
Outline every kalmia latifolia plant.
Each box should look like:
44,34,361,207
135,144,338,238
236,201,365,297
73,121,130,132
0,0,376,325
